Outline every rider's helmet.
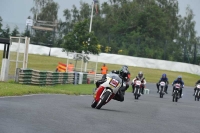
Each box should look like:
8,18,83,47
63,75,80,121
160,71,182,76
162,73,167,78
119,65,129,79
177,76,182,81
138,71,143,79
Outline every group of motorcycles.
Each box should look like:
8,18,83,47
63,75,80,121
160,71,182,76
158,82,181,102
91,73,200,109
158,82,200,102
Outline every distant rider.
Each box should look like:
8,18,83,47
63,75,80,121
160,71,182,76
156,73,169,94
132,71,146,94
193,79,200,96
172,76,184,98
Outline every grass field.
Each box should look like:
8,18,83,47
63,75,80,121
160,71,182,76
0,81,95,96
0,50,199,96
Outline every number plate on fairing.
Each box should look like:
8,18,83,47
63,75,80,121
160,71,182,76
175,84,180,88
197,84,200,89
160,82,165,86
109,79,119,87
136,80,141,86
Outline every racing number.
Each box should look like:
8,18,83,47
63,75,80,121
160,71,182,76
109,79,119,87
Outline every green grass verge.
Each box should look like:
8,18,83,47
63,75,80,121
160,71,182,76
0,81,96,97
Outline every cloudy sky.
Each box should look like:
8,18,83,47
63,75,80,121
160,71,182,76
0,0,200,36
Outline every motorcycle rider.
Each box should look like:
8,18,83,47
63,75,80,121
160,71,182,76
193,79,200,96
95,65,131,102
132,71,146,94
172,76,184,98
156,73,169,94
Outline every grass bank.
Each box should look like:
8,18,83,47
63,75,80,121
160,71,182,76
0,81,95,97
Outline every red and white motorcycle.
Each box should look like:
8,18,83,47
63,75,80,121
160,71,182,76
133,80,142,99
91,73,122,109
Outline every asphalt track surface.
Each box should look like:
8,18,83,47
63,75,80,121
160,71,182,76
0,83,200,133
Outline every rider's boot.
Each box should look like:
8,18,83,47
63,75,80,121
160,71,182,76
141,88,144,94
156,83,159,93
132,86,135,93
179,89,183,98
164,88,168,94
113,90,124,102
193,89,196,96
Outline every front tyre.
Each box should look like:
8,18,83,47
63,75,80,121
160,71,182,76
96,91,111,109
91,99,98,108
135,94,138,100
134,87,139,100
160,87,163,98
172,92,175,102
175,92,178,102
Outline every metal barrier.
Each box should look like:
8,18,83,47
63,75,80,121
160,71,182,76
16,68,103,85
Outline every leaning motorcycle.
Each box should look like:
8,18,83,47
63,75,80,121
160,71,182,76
159,81,166,98
133,80,142,100
91,73,122,109
172,83,181,102
194,84,200,101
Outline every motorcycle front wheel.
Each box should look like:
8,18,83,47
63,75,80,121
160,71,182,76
134,88,139,100
96,91,111,109
175,92,178,102
160,87,163,98
91,99,98,108
135,94,139,100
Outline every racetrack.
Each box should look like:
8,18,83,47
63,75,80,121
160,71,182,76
0,83,200,133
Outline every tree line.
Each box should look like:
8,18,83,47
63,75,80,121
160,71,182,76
0,0,200,64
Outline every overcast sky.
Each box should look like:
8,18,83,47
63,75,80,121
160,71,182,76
0,0,199,36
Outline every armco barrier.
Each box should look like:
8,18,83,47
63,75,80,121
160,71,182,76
73,72,79,84
16,69,103,85
17,69,74,85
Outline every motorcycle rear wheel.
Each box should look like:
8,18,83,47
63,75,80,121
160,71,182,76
96,91,111,109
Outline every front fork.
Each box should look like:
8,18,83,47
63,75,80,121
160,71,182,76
134,86,141,94
94,87,114,103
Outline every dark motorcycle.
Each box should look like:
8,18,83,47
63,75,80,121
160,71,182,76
172,83,181,102
194,84,200,101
